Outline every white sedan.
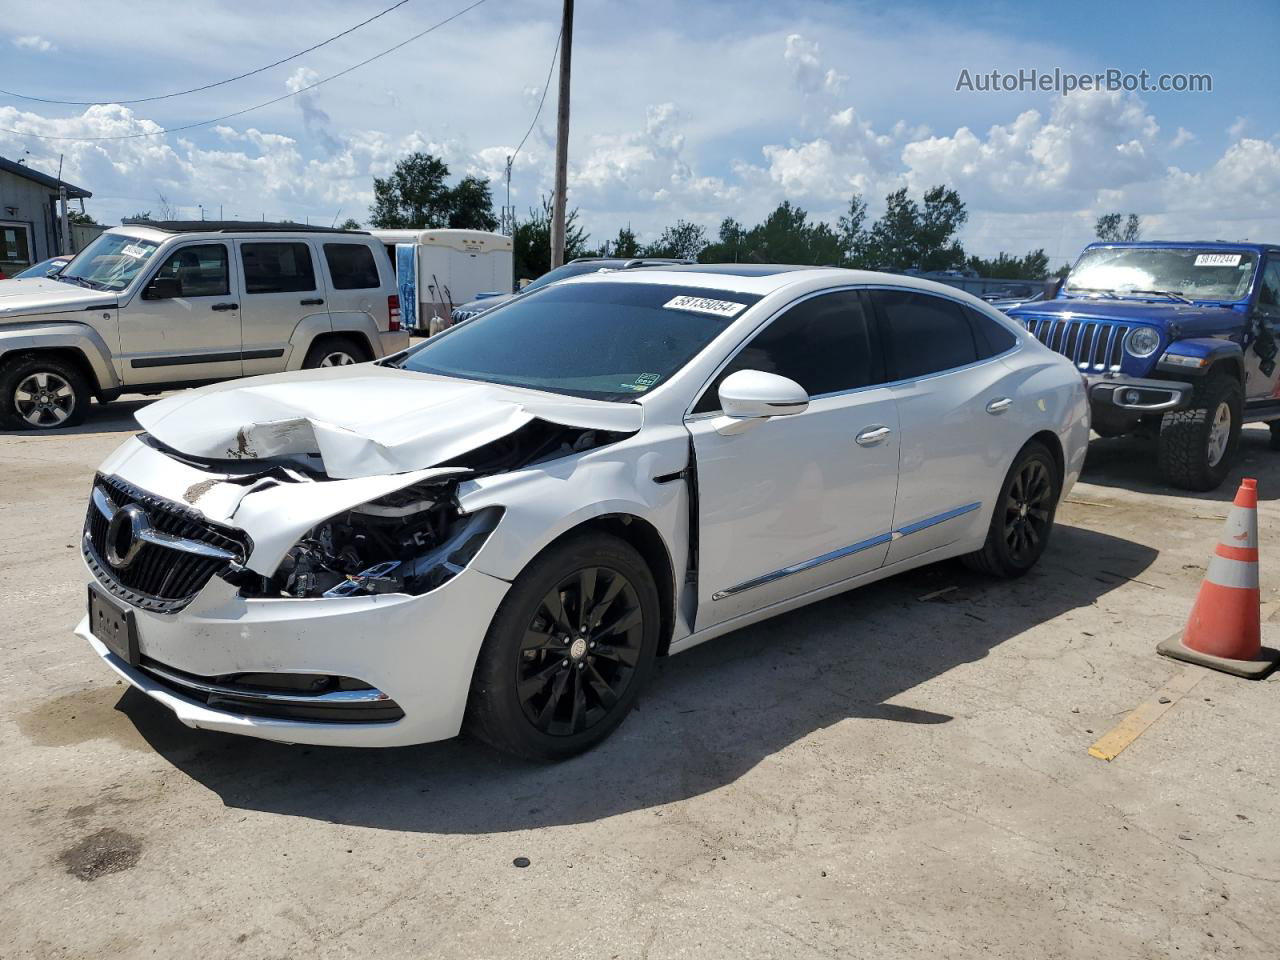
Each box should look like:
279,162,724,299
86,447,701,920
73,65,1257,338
77,265,1089,759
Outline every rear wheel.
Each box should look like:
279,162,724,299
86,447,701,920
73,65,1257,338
0,355,90,430
302,335,368,369
1157,371,1241,491
466,532,660,760
963,441,1059,578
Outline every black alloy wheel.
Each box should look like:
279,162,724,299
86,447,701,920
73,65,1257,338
1003,456,1053,567
516,566,644,737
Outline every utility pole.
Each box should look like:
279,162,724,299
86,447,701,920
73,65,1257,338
56,153,71,255
549,0,573,268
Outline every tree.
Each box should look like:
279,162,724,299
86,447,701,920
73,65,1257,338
337,217,362,231
447,175,499,231
966,249,1050,280
369,153,454,229
699,218,746,263
607,225,640,258
863,185,968,272
641,219,707,260
126,210,152,223
66,210,97,226
838,193,872,267
1095,212,1142,242
513,194,589,281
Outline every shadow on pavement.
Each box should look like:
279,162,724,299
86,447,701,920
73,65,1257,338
1081,426,1280,502
1,398,151,437
117,522,1157,834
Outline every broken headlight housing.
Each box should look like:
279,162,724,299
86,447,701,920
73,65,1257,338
237,480,502,599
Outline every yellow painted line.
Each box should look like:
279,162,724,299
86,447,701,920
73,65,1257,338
1088,668,1205,762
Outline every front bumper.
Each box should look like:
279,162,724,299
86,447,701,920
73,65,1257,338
79,561,510,748
1087,374,1194,414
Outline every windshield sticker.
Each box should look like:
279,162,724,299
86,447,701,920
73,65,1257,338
1195,253,1242,267
620,373,662,392
120,243,149,259
664,295,748,318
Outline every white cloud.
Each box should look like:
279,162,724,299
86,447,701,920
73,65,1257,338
783,34,846,96
1170,127,1196,149
13,35,55,53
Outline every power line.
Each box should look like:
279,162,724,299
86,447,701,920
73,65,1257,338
0,0,487,143
510,25,561,167
0,0,412,106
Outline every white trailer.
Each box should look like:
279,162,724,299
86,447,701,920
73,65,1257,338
369,228,512,332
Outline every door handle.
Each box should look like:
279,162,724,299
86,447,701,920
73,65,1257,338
300,297,325,306
855,425,892,447
211,302,239,312
986,397,1013,414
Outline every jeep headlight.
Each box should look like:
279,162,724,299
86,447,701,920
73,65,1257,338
1125,326,1161,358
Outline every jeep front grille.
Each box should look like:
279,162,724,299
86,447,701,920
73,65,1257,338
83,474,251,613
1022,316,1129,372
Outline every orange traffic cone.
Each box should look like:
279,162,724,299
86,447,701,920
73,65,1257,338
1158,478,1279,678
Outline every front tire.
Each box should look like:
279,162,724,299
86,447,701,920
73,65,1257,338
466,532,661,761
963,440,1059,578
1157,372,1242,491
0,354,90,430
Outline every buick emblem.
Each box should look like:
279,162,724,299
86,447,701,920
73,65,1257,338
106,503,151,569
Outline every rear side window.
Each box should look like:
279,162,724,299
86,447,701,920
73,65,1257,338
1258,261,1280,318
965,305,1018,357
324,242,382,290
873,290,978,379
693,290,880,414
241,242,316,294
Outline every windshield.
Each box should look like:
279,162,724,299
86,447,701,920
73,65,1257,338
523,261,614,293
1065,246,1257,301
59,232,162,291
14,257,67,279
395,282,761,401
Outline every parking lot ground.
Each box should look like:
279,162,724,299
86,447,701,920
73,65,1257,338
2,402,1279,960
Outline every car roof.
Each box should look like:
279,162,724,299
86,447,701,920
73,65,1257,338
113,220,369,236
1083,240,1280,255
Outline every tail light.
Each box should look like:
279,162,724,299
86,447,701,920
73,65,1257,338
388,294,401,332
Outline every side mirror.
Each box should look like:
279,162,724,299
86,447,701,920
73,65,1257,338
144,276,181,300
716,370,809,432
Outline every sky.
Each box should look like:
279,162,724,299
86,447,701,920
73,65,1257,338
1,0,1277,269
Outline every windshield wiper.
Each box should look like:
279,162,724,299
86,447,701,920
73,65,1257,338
1121,289,1192,304
57,274,102,290
1067,287,1118,299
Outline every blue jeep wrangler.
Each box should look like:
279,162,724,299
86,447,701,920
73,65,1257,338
1009,241,1280,491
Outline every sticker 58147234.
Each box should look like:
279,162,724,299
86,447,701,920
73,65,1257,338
1194,253,1242,267
663,295,748,318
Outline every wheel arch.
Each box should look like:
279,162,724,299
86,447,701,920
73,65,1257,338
1,346,102,394
1028,429,1066,497
302,330,374,365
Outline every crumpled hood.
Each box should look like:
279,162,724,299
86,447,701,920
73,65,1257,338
136,364,644,480
0,277,115,320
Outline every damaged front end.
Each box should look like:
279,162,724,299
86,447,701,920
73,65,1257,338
232,478,503,600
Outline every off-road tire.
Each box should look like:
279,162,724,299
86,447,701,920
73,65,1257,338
1157,371,1242,491
466,531,661,761
0,354,90,430
963,440,1059,578
301,335,369,369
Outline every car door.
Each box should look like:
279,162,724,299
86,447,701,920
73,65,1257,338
686,289,901,629
119,241,242,386
1246,257,1280,400
320,239,387,333
868,288,1022,565
236,239,329,375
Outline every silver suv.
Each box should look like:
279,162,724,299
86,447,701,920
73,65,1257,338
0,221,408,429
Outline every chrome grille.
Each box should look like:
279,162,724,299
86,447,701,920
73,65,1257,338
83,474,251,613
1021,316,1129,372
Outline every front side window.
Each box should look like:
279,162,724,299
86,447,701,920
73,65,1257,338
324,242,381,290
1065,246,1258,302
241,242,316,294
1257,261,1280,318
394,282,762,402
874,290,979,380
59,232,161,291
150,244,229,297
693,291,880,414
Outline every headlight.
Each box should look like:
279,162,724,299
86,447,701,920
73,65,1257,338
1125,326,1161,357
235,479,502,599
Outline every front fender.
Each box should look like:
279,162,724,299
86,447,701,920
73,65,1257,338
1156,337,1243,376
0,319,121,392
